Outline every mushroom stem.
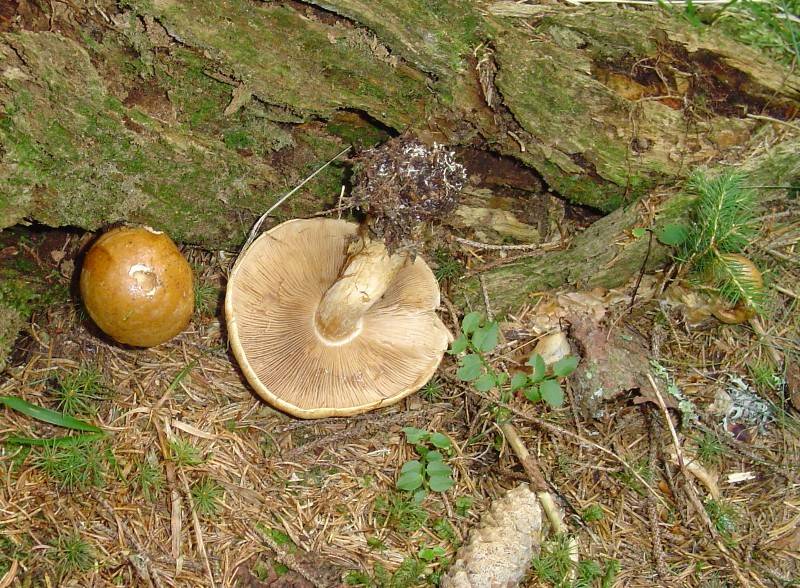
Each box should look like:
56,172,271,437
315,238,407,343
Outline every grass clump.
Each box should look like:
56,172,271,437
191,476,225,517
134,452,165,502
705,499,738,546
694,432,726,467
168,438,205,467
50,532,95,578
374,492,429,533
37,438,112,490
714,0,800,65
532,534,618,588
54,366,108,415
581,504,605,523
194,280,219,317
432,247,464,283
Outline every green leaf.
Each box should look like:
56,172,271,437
474,372,496,392
426,461,451,477
472,322,499,353
656,223,689,247
418,546,446,561
412,488,427,504
552,356,579,377
527,354,546,383
402,427,429,444
495,372,508,386
632,227,647,238
524,385,541,403
457,354,483,382
0,396,103,433
461,312,482,335
426,451,444,462
448,334,468,355
428,474,454,492
400,460,423,475
396,471,424,492
540,379,565,407
510,372,528,391
429,433,452,450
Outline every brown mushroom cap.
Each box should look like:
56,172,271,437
225,218,450,419
80,226,194,347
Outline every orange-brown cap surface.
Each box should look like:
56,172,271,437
225,218,450,419
80,226,194,347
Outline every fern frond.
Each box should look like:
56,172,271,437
711,252,765,310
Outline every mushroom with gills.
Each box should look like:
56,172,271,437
226,138,466,418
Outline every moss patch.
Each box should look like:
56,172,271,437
0,31,280,248
146,0,430,128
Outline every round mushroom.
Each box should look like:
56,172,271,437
80,225,194,347
225,218,451,419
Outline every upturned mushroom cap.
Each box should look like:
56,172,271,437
80,226,194,347
225,218,450,419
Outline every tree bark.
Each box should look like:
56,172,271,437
0,0,798,362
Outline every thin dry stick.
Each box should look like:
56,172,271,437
155,422,184,573
455,236,555,251
646,412,670,582
99,497,165,588
471,389,670,508
746,113,800,132
0,560,18,588
748,316,784,369
499,422,562,532
479,274,494,321
235,146,350,264
647,374,685,469
178,471,217,588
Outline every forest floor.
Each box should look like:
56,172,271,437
0,196,798,588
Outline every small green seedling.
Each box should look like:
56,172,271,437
54,366,108,415
396,427,454,500
50,532,95,578
450,312,506,392
168,438,205,467
449,313,578,409
510,353,579,408
191,476,224,517
135,452,165,502
656,171,766,312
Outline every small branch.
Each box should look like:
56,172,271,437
455,236,561,251
746,113,800,132
628,229,654,311
500,422,564,535
647,374,685,469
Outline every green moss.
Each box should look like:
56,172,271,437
148,0,429,127
0,31,284,248
305,0,482,76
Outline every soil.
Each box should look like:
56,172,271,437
0,217,798,587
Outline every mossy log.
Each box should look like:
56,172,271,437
0,0,797,324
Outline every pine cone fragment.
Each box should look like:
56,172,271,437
442,484,542,588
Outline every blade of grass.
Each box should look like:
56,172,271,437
0,396,103,433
